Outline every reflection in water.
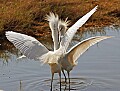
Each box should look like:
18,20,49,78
0,25,120,91
0,41,20,63
17,77,92,91
0,50,9,63
19,80,23,91
43,78,92,90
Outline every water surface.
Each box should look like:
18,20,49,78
0,26,120,91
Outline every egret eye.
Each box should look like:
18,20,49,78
59,25,66,36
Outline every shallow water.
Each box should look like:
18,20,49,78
0,26,120,91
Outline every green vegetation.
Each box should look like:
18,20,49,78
0,0,120,37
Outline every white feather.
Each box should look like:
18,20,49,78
40,49,64,64
60,5,98,51
67,36,112,65
45,12,59,50
17,55,26,60
6,31,49,59
46,12,70,50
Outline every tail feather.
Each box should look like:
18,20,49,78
40,51,59,64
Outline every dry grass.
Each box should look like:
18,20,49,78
0,0,120,37
0,0,41,33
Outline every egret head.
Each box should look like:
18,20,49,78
58,18,70,36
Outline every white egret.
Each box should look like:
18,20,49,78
45,12,69,90
6,6,100,91
60,36,112,90
45,6,112,90
41,5,99,90
45,12,70,83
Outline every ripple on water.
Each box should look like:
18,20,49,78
22,77,93,91
22,76,116,91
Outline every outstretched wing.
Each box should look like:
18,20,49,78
60,5,98,51
67,36,112,65
45,12,59,50
6,31,49,59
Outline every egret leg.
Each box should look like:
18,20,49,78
62,69,67,83
59,72,61,91
50,73,54,91
67,71,70,91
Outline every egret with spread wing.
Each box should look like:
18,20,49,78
45,12,70,83
45,5,112,90
60,36,112,90
6,6,100,91
41,5,98,90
